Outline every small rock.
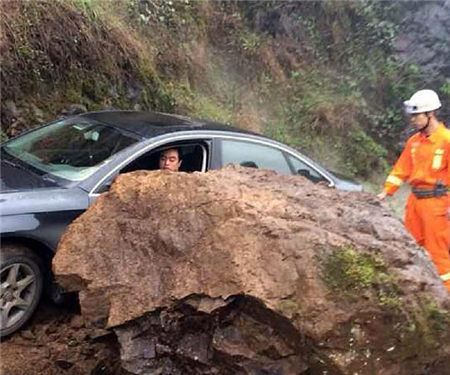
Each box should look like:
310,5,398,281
44,322,59,335
5,100,21,119
108,85,119,99
30,103,45,123
61,104,87,116
89,328,113,342
55,359,73,370
20,329,35,340
70,315,85,329
128,82,143,102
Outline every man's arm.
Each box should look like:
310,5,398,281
447,143,450,219
377,191,388,201
378,140,413,200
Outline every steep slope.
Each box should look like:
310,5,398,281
1,0,448,178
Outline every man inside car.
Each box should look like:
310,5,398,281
159,148,182,172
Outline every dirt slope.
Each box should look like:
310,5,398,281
0,300,127,375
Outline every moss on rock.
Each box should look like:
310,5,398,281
322,245,402,309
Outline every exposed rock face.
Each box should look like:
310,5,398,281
392,1,450,122
53,166,450,375
393,1,450,77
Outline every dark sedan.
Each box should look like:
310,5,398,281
0,110,362,336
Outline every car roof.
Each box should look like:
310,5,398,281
79,110,257,138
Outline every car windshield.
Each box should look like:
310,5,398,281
2,118,139,182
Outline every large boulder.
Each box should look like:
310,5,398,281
53,166,450,375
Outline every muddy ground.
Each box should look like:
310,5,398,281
0,296,127,375
2,297,450,375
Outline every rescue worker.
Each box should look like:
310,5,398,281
377,89,450,292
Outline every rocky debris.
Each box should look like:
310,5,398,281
2,101,25,137
1,101,48,137
60,103,88,116
53,166,450,375
4,101,22,122
0,303,127,375
30,103,45,123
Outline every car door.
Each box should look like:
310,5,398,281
216,138,292,174
284,152,331,185
88,137,212,202
215,137,333,185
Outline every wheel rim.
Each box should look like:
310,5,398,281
0,263,37,332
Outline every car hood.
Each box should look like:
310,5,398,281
328,170,363,192
0,187,89,216
0,159,58,192
333,178,363,192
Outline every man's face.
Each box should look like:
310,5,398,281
409,112,428,131
159,149,181,171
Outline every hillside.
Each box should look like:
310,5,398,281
1,0,449,181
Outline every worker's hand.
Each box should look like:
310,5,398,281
377,191,387,201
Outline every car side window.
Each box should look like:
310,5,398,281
119,143,207,174
286,153,328,183
220,139,291,174
95,142,208,194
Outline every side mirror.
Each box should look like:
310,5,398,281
240,161,259,168
297,169,311,178
297,169,326,184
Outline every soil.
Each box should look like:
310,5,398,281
2,298,450,375
0,296,126,375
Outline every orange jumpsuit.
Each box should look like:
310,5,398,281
383,123,450,292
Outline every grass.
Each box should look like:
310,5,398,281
322,245,402,309
1,0,435,183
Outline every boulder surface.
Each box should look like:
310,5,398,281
53,166,450,375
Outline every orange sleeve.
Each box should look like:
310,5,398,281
448,146,450,207
383,140,412,195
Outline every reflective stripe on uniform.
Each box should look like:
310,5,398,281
440,272,450,282
386,175,403,186
411,146,416,161
432,148,444,170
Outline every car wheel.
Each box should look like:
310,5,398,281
0,244,43,337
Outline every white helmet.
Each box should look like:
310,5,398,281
403,89,441,114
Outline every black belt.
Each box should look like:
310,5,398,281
412,182,448,199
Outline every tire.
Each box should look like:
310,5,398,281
0,244,44,338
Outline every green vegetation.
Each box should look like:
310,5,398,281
342,130,388,177
322,245,401,309
323,246,380,292
1,0,447,180
169,82,233,123
322,245,450,354
391,296,450,357
238,30,264,54
422,299,449,334
277,300,301,319
1,0,175,136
